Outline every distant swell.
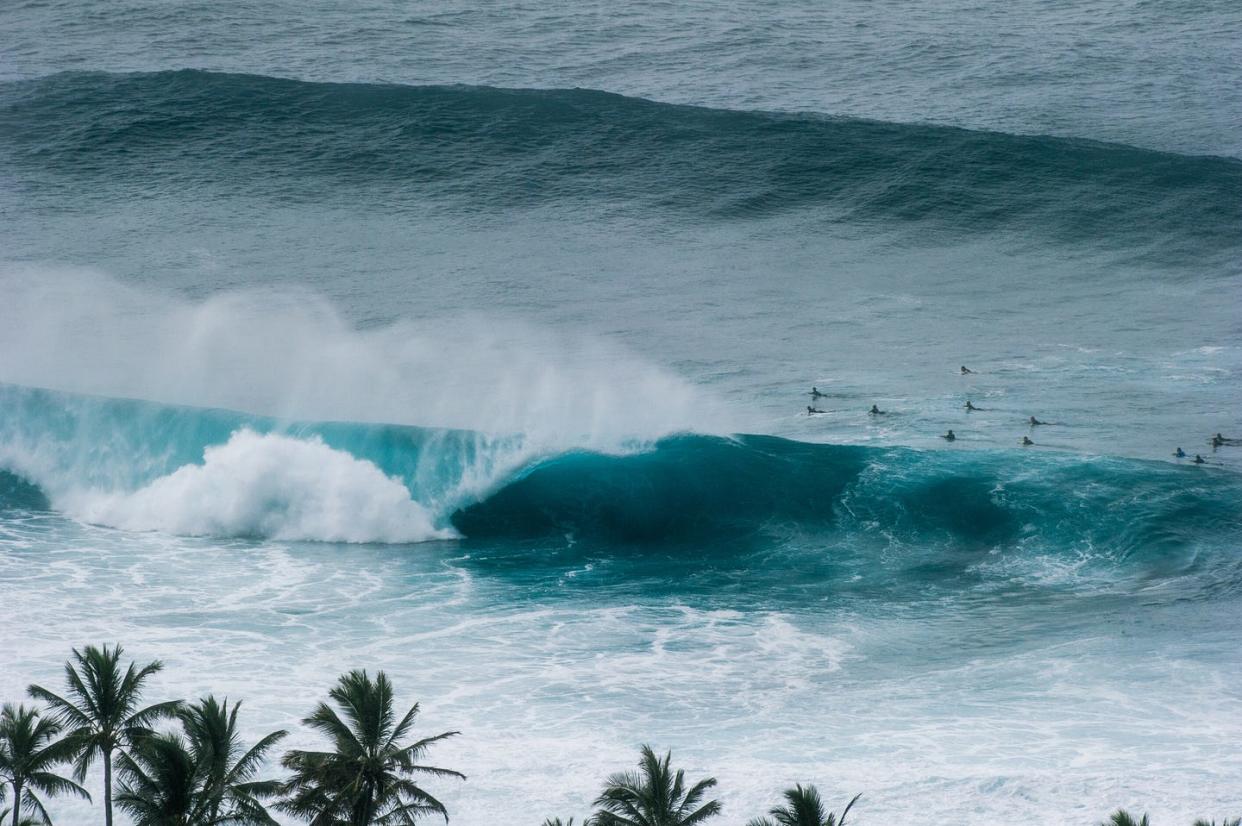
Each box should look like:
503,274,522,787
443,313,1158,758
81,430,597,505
2,385,1239,581
2,70,1240,259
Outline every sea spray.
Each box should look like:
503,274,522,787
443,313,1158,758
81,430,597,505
0,267,735,444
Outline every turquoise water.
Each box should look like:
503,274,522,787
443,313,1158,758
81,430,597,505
1,1,1241,823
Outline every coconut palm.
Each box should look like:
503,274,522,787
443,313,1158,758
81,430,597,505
541,819,575,826
177,696,286,824
27,644,180,826
0,808,40,826
115,695,285,826
276,669,464,824
1194,820,1242,826
0,703,91,826
1103,813,1150,826
114,733,202,826
746,785,859,826
591,746,721,826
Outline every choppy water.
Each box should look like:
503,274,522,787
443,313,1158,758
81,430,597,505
1,1,1240,823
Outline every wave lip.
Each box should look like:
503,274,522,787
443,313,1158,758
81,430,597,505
2,70,1240,258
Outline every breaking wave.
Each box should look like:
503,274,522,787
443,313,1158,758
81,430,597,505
2,386,1238,577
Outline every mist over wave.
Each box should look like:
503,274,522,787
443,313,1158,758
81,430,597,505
0,267,731,544
0,266,732,445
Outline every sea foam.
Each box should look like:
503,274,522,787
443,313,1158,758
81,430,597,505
64,429,452,543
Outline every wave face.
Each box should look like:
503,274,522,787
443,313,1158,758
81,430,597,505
3,385,1239,588
2,71,1240,260
452,433,1242,565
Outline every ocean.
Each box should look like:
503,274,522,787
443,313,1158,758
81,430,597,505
1,0,1240,822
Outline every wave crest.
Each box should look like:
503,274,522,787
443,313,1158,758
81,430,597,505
2,385,1239,573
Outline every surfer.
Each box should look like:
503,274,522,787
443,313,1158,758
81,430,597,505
1022,436,1034,446
1174,447,1186,458
960,365,973,375
810,387,826,399
965,400,979,411
869,404,886,415
1029,416,1047,426
943,429,956,441
807,405,824,415
1211,433,1239,447
1194,454,1207,464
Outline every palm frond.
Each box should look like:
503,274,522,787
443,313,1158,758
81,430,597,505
592,746,721,826
1104,812,1151,826
276,671,462,825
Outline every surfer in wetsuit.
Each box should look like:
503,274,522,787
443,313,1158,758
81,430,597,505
1029,416,1047,426
810,387,826,399
870,404,885,415
965,400,979,411
807,405,824,415
961,365,973,375
1211,433,1239,447
1022,436,1034,446
1194,454,1207,464
943,429,956,441
1174,447,1186,458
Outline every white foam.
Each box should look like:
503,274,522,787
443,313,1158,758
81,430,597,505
63,429,453,543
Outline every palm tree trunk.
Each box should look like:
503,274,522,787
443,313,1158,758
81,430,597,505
11,781,21,826
103,748,113,826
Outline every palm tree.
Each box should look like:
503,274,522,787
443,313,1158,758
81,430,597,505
115,696,285,826
277,669,464,824
0,703,91,826
27,643,180,826
541,819,575,826
746,785,859,826
592,746,721,826
1194,820,1242,826
114,733,201,826
178,696,286,824
0,808,40,826
115,696,286,826
1103,813,1150,826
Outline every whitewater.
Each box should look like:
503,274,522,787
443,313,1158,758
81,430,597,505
1,0,1241,823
